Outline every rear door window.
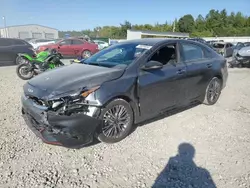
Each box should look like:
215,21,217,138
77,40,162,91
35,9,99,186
202,47,214,58
181,43,204,62
72,39,84,45
149,43,178,65
59,39,72,45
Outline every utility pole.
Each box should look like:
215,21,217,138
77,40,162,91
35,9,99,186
172,20,176,32
2,16,7,38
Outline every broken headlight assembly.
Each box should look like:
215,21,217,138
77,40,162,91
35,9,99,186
48,86,100,115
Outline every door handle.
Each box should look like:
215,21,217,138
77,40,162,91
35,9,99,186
177,69,186,75
207,63,212,68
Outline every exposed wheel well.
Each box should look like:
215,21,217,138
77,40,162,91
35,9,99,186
104,95,132,106
115,95,131,103
215,75,223,85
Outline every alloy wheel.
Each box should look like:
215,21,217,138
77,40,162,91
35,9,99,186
207,79,221,103
82,51,91,58
102,105,130,138
19,66,32,78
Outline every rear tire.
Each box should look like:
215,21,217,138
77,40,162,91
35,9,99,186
82,50,91,58
16,63,34,80
97,99,134,143
203,77,222,105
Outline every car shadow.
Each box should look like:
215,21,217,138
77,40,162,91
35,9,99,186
136,102,200,127
152,143,217,188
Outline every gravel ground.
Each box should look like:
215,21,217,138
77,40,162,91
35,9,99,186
0,62,250,188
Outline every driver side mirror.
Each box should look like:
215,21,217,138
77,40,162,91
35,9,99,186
141,60,163,71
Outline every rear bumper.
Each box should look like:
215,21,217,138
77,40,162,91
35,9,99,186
222,72,228,89
21,95,101,148
221,62,228,90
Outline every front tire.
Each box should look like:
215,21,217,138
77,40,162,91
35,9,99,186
57,61,64,67
203,77,222,105
16,56,27,65
97,99,134,143
16,63,34,80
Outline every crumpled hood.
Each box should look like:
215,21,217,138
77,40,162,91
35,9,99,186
25,64,124,100
238,46,250,57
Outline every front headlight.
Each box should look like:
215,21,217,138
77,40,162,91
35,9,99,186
81,86,100,98
48,86,100,114
48,86,100,100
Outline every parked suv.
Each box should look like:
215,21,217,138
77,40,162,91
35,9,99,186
0,38,35,66
37,38,99,58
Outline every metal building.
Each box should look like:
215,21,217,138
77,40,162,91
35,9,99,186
0,24,59,39
127,29,189,40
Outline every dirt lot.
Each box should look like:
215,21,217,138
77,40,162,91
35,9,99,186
0,64,250,188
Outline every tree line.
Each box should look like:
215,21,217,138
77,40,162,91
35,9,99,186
59,9,250,39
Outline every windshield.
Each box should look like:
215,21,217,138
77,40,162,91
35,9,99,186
213,43,225,48
235,43,245,50
54,39,63,43
84,43,151,68
244,42,250,47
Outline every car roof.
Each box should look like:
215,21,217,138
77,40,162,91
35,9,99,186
63,37,83,40
119,38,189,46
122,38,215,48
0,38,31,46
93,39,106,42
0,37,20,40
0,37,27,42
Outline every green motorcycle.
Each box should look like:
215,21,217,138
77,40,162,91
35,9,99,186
16,48,64,80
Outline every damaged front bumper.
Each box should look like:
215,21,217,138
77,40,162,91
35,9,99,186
21,95,101,148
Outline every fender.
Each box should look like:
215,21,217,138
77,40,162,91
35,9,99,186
17,53,34,61
80,48,88,53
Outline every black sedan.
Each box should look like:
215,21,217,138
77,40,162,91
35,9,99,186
0,38,35,66
21,38,228,148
